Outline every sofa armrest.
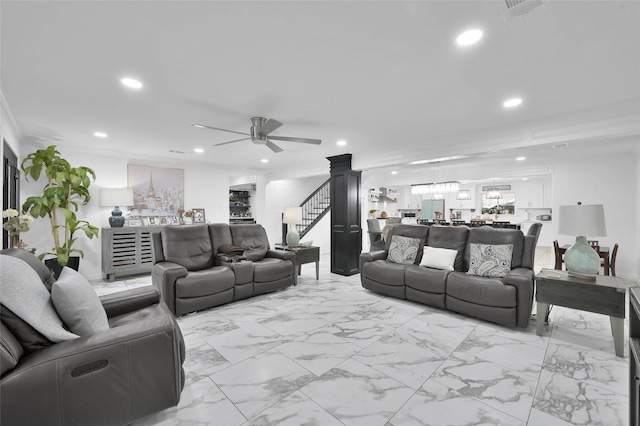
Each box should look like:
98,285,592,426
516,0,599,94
0,304,184,425
359,250,387,273
100,285,160,318
503,267,535,328
266,249,296,262
152,262,188,316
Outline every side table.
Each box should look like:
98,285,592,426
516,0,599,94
276,245,320,280
536,268,626,357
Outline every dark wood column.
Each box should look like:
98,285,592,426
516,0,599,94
327,154,361,276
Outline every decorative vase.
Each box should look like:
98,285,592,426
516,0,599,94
564,236,600,278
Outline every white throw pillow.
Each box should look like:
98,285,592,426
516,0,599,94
419,246,458,271
51,267,110,336
0,255,78,342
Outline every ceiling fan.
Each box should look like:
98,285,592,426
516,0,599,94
193,117,321,153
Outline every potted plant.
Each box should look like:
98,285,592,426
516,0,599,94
20,145,99,272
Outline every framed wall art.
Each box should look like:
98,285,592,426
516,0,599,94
127,164,184,217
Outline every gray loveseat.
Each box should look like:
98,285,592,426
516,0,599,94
360,224,536,328
152,223,296,317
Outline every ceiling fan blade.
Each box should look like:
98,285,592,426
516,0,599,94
193,124,250,137
265,140,284,153
212,137,251,146
267,135,322,145
259,119,283,136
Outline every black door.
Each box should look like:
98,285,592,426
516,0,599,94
3,140,20,249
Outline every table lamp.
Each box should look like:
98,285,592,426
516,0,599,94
558,202,606,279
283,206,303,246
100,188,134,227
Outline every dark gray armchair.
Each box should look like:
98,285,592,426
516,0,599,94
0,248,185,426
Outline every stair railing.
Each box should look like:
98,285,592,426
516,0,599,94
297,178,330,239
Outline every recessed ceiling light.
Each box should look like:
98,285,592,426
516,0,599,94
522,177,528,180
93,131,108,138
194,148,204,154
337,140,347,146
193,124,206,128
261,159,269,163
503,98,522,108
516,156,526,161
121,78,143,89
456,29,483,46
391,171,398,175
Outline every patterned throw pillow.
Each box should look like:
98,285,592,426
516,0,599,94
467,244,514,278
387,235,421,264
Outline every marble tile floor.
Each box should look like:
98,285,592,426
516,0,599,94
91,248,630,426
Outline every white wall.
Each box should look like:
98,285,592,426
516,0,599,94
263,176,330,253
553,152,637,280
19,146,231,280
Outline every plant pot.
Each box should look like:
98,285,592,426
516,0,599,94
45,256,80,280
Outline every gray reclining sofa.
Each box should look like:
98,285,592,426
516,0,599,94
360,224,536,328
152,223,296,317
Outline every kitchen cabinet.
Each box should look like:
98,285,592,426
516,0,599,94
517,181,548,209
229,190,254,224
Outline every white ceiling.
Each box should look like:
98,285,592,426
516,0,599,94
2,1,639,183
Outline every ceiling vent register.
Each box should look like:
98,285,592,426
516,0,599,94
497,0,544,20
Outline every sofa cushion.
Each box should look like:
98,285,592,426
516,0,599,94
0,322,23,375
161,225,214,271
419,246,457,271
0,305,53,353
51,267,110,336
362,260,407,286
253,258,292,283
405,264,449,294
447,271,517,308
0,255,78,342
230,224,270,261
387,235,421,264
426,225,469,271
467,244,513,278
175,267,235,298
385,224,429,264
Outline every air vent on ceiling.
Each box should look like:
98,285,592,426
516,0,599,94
497,0,544,21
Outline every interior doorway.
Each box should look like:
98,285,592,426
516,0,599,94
2,140,20,249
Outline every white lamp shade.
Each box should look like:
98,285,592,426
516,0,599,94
283,206,303,224
100,188,134,207
558,204,607,237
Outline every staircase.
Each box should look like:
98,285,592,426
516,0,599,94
296,178,330,239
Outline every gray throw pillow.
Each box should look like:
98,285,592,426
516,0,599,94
387,235,421,264
0,255,78,342
51,267,110,336
467,243,514,278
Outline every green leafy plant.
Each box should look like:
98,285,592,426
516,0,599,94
21,145,99,267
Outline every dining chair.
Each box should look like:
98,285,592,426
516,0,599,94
588,240,600,251
610,243,618,276
366,219,385,251
553,240,563,270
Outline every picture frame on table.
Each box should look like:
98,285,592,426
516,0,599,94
193,208,205,223
160,216,169,226
127,217,142,227
149,217,157,226
170,216,180,225
142,216,151,226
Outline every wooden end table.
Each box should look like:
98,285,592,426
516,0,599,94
536,268,626,357
276,245,320,280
